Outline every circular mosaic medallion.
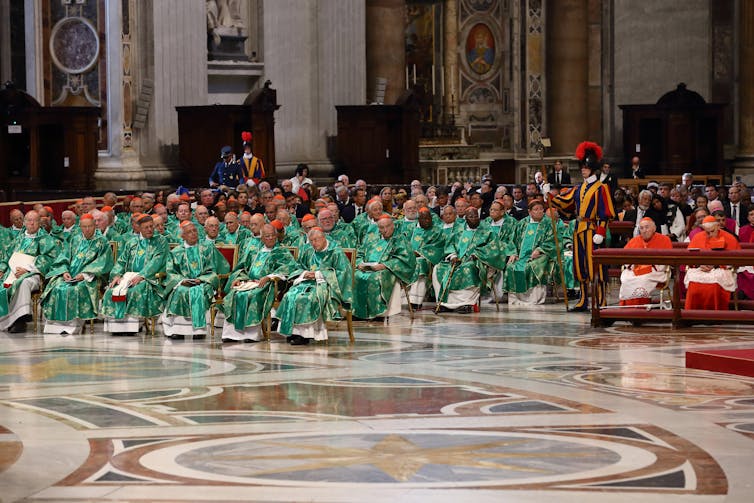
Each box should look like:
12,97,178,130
49,17,99,74
141,430,655,487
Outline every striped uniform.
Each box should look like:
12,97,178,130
550,176,615,307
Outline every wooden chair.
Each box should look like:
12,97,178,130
144,271,167,336
31,277,45,333
209,244,239,340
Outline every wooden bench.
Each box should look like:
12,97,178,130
592,248,754,328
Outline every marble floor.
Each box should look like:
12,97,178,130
1,301,754,502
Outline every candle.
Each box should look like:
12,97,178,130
432,64,435,95
405,66,409,89
413,64,416,84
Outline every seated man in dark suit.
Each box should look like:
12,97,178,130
724,185,748,234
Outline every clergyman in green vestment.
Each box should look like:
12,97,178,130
161,221,223,339
221,224,300,343
352,215,416,320
406,207,445,308
504,199,555,305
0,211,58,333
100,214,169,335
276,228,353,345
41,214,113,334
432,207,507,312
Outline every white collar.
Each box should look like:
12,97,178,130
585,174,597,183
24,231,38,238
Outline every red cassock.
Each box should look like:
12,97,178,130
684,230,741,310
619,232,673,306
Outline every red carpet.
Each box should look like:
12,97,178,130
686,348,754,378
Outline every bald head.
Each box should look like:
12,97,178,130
10,209,24,228
24,210,41,234
250,213,265,236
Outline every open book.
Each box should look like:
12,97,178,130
3,252,36,287
111,272,140,302
233,280,260,292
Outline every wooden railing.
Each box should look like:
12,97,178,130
592,248,754,328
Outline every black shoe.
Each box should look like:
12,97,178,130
168,334,184,340
270,319,280,331
372,316,386,322
243,338,259,343
286,335,295,344
192,334,206,340
438,305,452,313
8,321,26,333
221,337,237,343
455,305,473,314
569,304,589,312
19,314,32,323
289,334,311,346
410,303,421,311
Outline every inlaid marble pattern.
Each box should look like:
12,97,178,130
1,305,753,501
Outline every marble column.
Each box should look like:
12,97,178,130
264,0,365,179
443,0,458,118
95,0,207,190
735,0,754,174
546,0,588,156
366,0,405,106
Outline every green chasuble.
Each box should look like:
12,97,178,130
326,220,356,249
41,231,113,321
394,218,418,241
113,213,133,235
100,234,169,319
505,217,555,294
163,242,220,329
352,233,416,319
558,219,578,289
217,227,251,248
410,222,446,278
50,226,79,245
441,220,465,241
0,229,58,317
281,230,303,250
480,215,518,256
103,226,121,243
434,224,507,302
276,242,353,335
223,244,300,329
351,213,380,247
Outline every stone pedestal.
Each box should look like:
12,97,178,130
263,0,365,178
